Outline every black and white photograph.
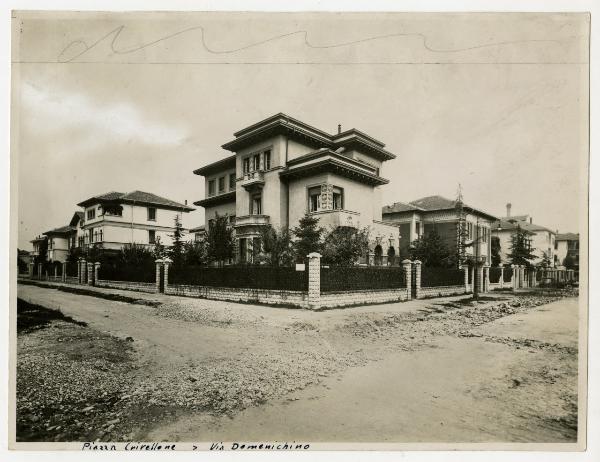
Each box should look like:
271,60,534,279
5,4,595,456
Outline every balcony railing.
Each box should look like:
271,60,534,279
310,209,360,228
241,170,265,190
234,214,270,227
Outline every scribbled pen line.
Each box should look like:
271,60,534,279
57,24,564,63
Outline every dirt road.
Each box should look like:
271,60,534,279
152,298,577,443
16,283,579,443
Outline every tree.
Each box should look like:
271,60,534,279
33,238,48,266
506,225,537,266
206,213,235,266
119,243,154,267
563,254,577,270
322,226,370,267
410,227,453,267
291,213,324,263
169,214,185,268
491,236,502,267
257,226,294,267
183,240,208,266
540,250,552,268
152,236,166,259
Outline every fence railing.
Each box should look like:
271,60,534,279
420,267,464,287
98,262,155,283
66,261,78,277
320,266,406,293
489,267,502,284
169,265,308,291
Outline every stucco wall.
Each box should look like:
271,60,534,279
287,172,378,230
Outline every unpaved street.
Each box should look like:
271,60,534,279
16,282,579,443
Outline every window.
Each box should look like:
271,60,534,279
263,150,271,170
87,209,95,220
481,227,488,243
416,222,421,237
229,173,236,190
243,157,250,174
99,229,103,242
94,230,98,242
149,230,156,244
308,187,321,212
251,194,262,215
252,153,261,171
332,187,343,210
252,237,261,262
218,176,225,193
554,241,558,250
229,215,236,225
148,207,156,221
48,239,53,250
208,180,216,196
88,229,94,243
467,222,474,240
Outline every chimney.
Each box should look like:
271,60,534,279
337,124,342,134
184,199,188,205
530,217,532,224
506,203,512,217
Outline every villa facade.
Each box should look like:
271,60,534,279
194,113,400,263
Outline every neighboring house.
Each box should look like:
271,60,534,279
30,235,47,261
193,113,400,264
76,190,194,251
491,203,556,267
555,232,579,269
44,225,76,262
190,225,206,242
382,195,497,265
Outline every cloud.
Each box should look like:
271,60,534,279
20,81,187,148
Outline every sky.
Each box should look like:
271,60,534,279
11,11,589,250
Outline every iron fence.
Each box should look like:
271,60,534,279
320,266,406,293
503,267,513,282
169,265,308,291
98,261,155,283
489,267,502,283
420,267,464,288
66,261,78,277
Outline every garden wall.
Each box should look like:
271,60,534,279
319,288,409,308
419,285,467,298
165,284,308,308
95,279,157,294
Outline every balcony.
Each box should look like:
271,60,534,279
241,170,265,190
234,214,270,228
310,209,361,228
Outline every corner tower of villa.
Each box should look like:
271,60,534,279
194,113,400,264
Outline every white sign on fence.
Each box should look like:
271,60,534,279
295,264,306,272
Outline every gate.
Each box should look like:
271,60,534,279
411,264,417,298
159,265,165,293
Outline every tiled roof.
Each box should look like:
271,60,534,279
383,195,497,220
556,232,579,241
190,225,206,232
382,202,424,213
409,195,457,211
44,225,75,235
78,190,194,211
492,219,553,235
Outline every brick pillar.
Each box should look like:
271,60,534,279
403,259,412,300
37,263,42,279
368,252,374,266
463,265,469,293
28,262,34,278
155,259,163,293
520,265,525,288
77,259,82,283
62,262,67,282
477,264,484,294
94,262,101,285
483,265,490,293
413,260,422,299
163,257,172,294
469,265,475,293
499,266,504,289
307,253,321,310
87,262,94,285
